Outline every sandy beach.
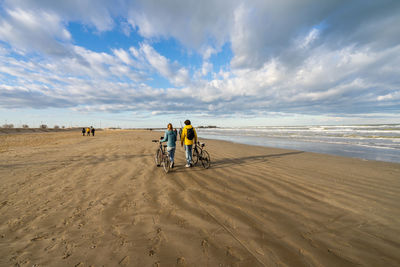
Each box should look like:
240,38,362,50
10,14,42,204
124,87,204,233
0,130,399,266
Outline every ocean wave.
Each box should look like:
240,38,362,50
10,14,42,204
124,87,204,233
196,124,400,162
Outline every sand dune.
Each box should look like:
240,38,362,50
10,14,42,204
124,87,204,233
0,130,399,266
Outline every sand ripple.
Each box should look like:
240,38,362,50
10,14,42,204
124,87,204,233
1,130,399,266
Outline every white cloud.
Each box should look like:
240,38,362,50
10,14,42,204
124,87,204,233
126,0,235,49
298,28,320,49
0,8,72,56
377,93,395,101
201,62,213,76
113,48,133,65
0,0,399,119
201,46,217,60
120,20,133,36
139,43,189,87
3,0,119,32
129,47,140,58
173,68,190,87
140,44,171,77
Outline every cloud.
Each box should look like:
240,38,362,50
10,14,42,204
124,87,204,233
0,0,399,120
138,43,190,86
126,0,236,49
113,48,133,65
298,28,320,49
3,0,121,31
0,8,72,56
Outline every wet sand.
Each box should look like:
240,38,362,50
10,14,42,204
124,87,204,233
0,130,399,266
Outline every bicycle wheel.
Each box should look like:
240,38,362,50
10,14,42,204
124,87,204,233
162,154,171,173
192,147,199,166
200,150,211,169
154,148,162,167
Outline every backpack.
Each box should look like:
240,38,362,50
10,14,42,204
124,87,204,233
186,127,195,140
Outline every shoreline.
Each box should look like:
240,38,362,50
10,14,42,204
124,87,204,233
1,128,399,164
1,130,399,266
196,124,400,164
197,133,400,164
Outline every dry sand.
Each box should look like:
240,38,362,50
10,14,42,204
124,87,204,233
0,130,399,266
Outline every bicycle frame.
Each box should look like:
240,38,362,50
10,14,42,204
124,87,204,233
152,138,171,173
193,141,211,169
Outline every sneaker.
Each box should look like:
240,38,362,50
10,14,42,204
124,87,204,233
170,162,174,168
185,164,191,168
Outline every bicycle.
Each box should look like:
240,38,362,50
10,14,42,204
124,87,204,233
152,138,171,173
192,141,211,169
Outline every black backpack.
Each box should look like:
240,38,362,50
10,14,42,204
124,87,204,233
186,127,195,140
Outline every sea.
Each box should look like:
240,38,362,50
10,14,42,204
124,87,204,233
196,124,400,163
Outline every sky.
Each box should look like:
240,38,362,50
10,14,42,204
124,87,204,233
0,0,399,128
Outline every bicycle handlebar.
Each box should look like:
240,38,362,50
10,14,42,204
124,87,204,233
152,139,167,147
152,136,164,143
195,141,205,147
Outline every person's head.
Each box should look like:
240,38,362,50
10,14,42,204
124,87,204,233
184,120,191,125
167,123,173,130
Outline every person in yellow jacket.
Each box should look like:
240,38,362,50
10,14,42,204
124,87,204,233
180,119,197,167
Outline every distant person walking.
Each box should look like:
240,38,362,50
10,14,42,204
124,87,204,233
91,126,95,136
160,123,177,168
180,120,197,167
178,128,182,139
86,127,90,136
82,128,86,136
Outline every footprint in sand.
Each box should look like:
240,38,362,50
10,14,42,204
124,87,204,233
201,239,209,254
119,256,130,266
177,257,186,266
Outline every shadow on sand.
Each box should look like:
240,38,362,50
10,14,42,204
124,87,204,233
169,151,304,173
209,151,304,169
